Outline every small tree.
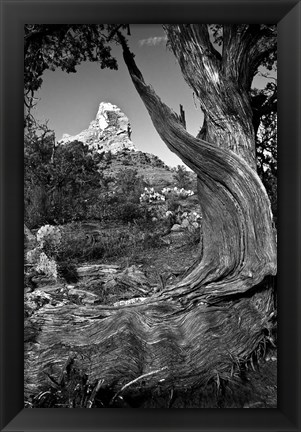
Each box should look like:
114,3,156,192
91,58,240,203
114,168,147,203
25,138,104,226
173,165,191,189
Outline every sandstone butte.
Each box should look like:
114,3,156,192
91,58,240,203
58,102,137,154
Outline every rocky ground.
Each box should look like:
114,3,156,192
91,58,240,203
24,222,277,409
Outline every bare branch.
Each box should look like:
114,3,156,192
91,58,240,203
110,366,168,405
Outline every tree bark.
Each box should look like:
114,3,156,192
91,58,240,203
24,25,277,404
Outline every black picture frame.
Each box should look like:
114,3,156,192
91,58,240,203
1,1,300,431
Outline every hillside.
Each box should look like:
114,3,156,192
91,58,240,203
98,148,196,191
58,100,196,191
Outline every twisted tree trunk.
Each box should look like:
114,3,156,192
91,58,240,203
25,25,277,406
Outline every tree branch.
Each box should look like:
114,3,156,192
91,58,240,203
251,88,277,135
163,25,221,99
189,25,222,62
221,25,276,90
116,30,276,302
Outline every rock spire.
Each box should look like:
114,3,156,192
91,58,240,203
59,102,137,154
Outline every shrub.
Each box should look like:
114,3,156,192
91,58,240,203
24,185,49,229
161,186,194,199
173,165,191,189
142,232,162,249
117,202,145,224
52,224,144,263
166,198,182,213
114,168,147,204
55,227,87,262
35,252,58,280
25,138,104,226
139,187,166,204
139,187,194,206
57,260,79,283
37,224,61,251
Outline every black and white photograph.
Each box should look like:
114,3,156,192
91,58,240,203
24,24,278,409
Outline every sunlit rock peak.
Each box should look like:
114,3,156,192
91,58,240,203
59,102,137,154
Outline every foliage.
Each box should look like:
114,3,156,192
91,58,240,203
25,247,57,281
24,25,118,94
114,168,147,203
139,187,166,204
35,252,58,279
37,224,61,250
162,186,194,199
166,197,182,213
141,232,163,249
98,168,150,224
254,84,277,222
52,226,87,262
116,202,147,224
49,223,141,263
57,260,79,283
173,165,191,189
140,186,194,205
25,137,103,227
26,224,61,281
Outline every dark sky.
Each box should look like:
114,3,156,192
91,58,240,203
34,25,273,167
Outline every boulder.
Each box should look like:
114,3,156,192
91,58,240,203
181,219,190,228
171,224,182,232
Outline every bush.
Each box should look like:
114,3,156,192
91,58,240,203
139,187,166,204
24,185,49,229
166,198,182,213
173,165,191,189
117,202,145,224
55,227,87,262
36,224,61,253
142,232,162,249
57,260,79,283
25,138,104,226
114,168,148,204
161,186,194,199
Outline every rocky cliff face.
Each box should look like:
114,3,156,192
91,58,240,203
59,102,137,154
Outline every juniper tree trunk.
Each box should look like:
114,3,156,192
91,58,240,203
25,25,277,405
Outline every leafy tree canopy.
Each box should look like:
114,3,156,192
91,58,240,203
24,136,104,226
24,24,121,93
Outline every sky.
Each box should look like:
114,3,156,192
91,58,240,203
34,25,274,168
34,25,203,167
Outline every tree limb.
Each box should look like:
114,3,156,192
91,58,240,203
221,25,276,90
117,29,276,302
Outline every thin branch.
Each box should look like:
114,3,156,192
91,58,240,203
86,379,104,408
116,30,145,82
110,366,168,405
107,25,124,42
